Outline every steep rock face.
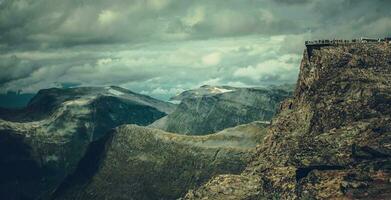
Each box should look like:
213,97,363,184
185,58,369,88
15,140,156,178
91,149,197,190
184,43,391,199
150,85,292,135
51,122,269,200
0,86,175,200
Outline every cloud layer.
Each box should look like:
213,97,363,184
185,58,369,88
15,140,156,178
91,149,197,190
0,0,390,99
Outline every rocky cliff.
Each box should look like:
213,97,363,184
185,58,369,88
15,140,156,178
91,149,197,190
51,122,269,200
0,86,175,200
150,85,292,135
184,42,391,199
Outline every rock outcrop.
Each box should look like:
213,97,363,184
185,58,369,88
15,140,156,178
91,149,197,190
184,43,391,199
0,86,175,200
150,85,292,135
51,122,269,200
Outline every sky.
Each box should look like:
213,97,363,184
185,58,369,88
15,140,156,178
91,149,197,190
0,0,390,100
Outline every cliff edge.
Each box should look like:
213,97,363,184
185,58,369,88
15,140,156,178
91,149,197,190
184,42,391,199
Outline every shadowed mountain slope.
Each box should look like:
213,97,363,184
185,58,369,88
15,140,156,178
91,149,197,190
52,122,269,200
0,86,175,200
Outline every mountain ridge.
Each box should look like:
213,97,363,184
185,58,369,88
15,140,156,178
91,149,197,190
50,121,270,200
0,86,175,200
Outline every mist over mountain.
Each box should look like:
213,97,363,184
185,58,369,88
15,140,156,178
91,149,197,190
0,92,35,109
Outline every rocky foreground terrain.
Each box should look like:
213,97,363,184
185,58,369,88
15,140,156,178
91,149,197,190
150,85,292,135
184,43,391,199
0,86,175,199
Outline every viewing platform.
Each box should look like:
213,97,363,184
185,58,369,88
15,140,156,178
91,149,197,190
305,37,391,46
304,37,391,60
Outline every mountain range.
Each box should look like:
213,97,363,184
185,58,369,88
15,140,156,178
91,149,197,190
0,84,287,200
1,42,390,200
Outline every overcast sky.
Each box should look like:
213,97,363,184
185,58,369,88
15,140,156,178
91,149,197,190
0,0,390,100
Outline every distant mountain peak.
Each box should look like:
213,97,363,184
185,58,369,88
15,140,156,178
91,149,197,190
170,85,239,101
0,85,177,199
1,86,176,122
152,85,293,135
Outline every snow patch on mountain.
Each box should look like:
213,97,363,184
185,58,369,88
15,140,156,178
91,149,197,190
108,88,125,96
209,87,235,94
63,98,91,106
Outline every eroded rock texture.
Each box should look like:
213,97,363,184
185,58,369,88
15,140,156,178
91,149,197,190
185,43,391,200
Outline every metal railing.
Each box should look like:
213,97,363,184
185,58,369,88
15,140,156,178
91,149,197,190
305,37,391,46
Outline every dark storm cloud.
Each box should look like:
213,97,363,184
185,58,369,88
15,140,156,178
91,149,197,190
274,0,311,5
0,0,390,100
0,55,40,84
1,0,390,49
0,1,306,48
